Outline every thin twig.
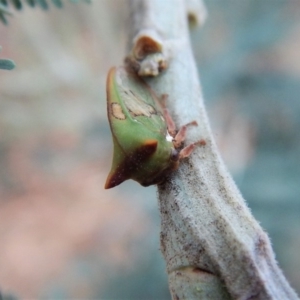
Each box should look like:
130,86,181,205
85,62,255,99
126,0,299,299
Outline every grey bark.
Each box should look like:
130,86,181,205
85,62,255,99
126,0,299,299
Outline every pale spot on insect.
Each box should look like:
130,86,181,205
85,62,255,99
122,89,157,117
166,132,173,142
111,102,126,120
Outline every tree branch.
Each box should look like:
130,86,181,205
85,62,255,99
126,0,299,299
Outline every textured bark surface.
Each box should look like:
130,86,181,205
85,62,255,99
127,0,299,299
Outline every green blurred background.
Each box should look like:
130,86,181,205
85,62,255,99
0,1,299,299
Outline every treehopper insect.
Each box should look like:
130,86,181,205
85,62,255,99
105,66,201,189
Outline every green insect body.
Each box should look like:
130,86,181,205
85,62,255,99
105,66,199,189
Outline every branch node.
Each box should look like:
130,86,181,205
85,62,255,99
125,29,169,76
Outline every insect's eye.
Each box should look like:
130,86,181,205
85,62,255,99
170,148,179,161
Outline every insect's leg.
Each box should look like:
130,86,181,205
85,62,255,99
179,140,203,159
160,94,177,137
173,121,198,148
160,94,169,106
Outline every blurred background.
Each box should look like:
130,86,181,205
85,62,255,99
0,0,299,299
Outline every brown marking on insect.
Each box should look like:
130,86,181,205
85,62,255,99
111,102,126,120
104,139,158,189
122,89,157,117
